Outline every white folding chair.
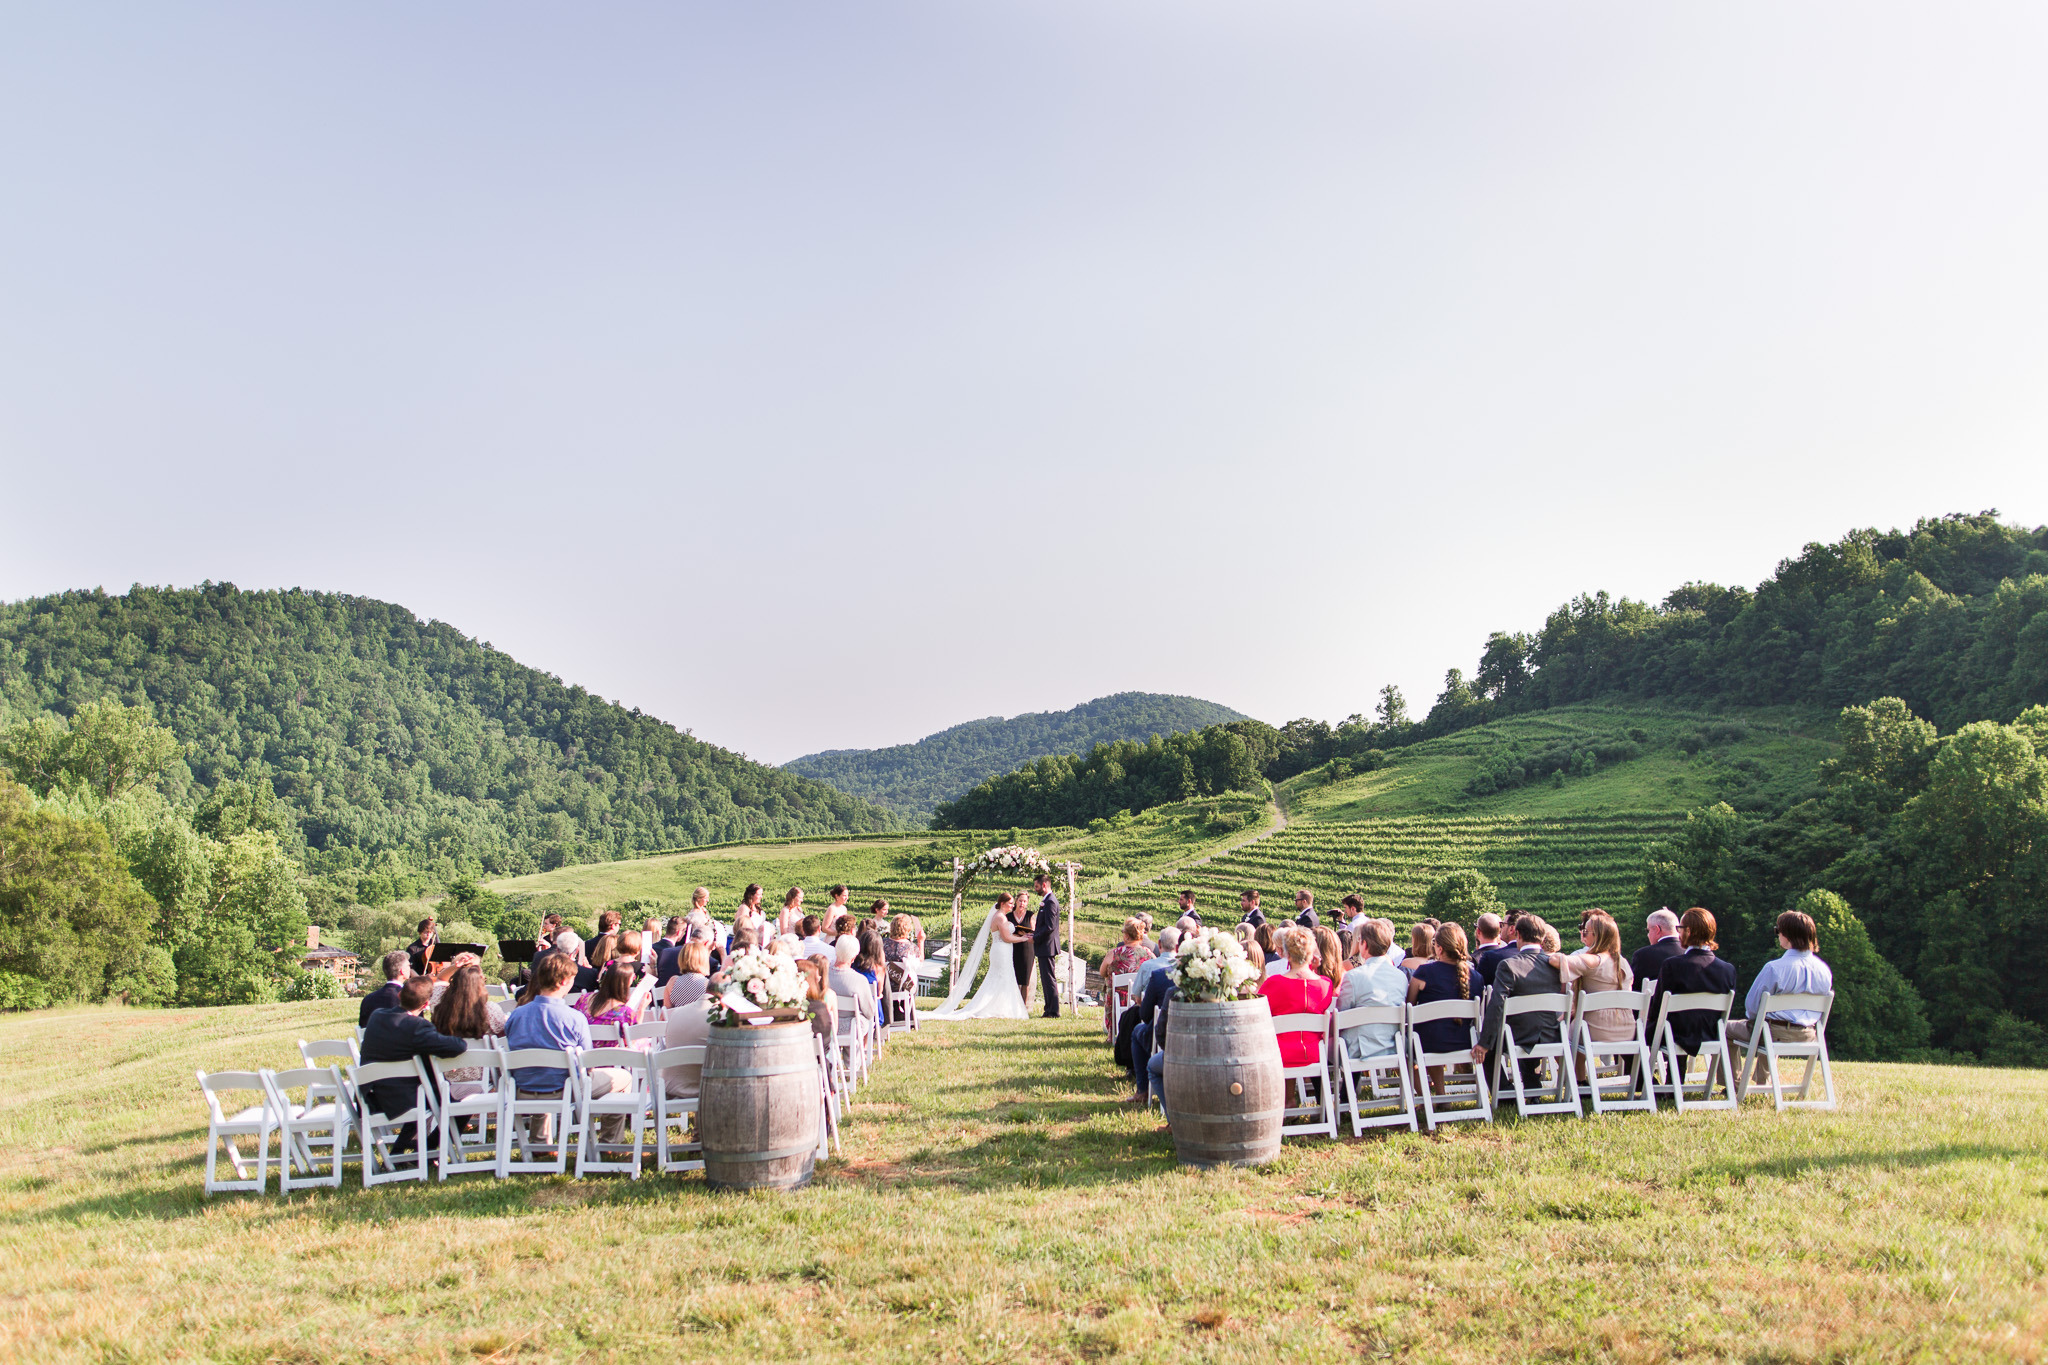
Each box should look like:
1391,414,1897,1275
350,1059,435,1186
1408,998,1493,1130
432,1044,505,1180
576,1048,652,1178
1333,1005,1417,1135
485,983,511,1002
297,1039,364,1165
650,1046,705,1174
496,1048,578,1177
1109,973,1138,1037
812,1035,843,1158
835,1007,870,1092
1650,991,1738,1112
1735,991,1837,1110
624,1021,666,1046
1572,989,1656,1115
586,1023,622,1045
888,977,919,1035
1270,1013,1337,1140
198,1071,273,1195
1489,993,1581,1119
264,1067,348,1192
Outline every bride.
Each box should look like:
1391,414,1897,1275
924,892,1032,1022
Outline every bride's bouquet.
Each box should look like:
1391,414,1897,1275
708,952,808,1027
966,845,1057,879
1167,927,1261,1003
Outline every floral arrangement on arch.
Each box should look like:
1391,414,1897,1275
707,952,808,1027
964,845,1057,880
1167,926,1261,1003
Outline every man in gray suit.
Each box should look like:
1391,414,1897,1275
1475,914,1565,1096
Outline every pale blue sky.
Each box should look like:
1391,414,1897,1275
3,3,2045,762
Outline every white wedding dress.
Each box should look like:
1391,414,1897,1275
924,907,1030,1022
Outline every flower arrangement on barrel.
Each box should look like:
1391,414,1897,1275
707,952,808,1026
1166,927,1262,1002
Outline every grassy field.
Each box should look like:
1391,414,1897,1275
1281,702,1836,823
6,1003,2044,1363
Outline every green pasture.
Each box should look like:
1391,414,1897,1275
8,1003,2044,1362
1282,702,1837,822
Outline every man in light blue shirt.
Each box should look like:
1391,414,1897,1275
1730,910,1834,1078
504,951,610,1143
1336,921,1408,1059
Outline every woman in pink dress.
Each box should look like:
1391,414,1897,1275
1258,929,1335,1070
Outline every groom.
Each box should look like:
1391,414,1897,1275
1031,872,1062,1019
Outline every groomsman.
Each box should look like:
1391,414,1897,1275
1239,890,1266,929
1175,889,1201,927
1293,889,1319,929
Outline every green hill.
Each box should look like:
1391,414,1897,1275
0,584,896,887
784,691,1249,820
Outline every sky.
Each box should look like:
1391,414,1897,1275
3,3,2046,765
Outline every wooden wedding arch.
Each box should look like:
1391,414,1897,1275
944,848,1082,994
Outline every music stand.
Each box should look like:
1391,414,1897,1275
429,942,489,965
498,940,539,965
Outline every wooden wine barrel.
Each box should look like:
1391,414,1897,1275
699,1022,821,1191
1162,999,1284,1168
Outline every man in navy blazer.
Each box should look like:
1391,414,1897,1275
1647,908,1739,1057
1632,908,1685,990
1475,915,1565,1093
360,976,470,1151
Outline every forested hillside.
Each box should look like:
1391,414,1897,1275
784,691,1247,819
0,585,895,890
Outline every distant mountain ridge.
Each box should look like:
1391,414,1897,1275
784,692,1251,820
0,584,896,882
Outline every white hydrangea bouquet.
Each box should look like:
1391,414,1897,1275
708,952,809,1027
967,845,1056,879
1167,926,1261,1003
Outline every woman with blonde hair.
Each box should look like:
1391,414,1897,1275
1311,925,1345,991
1547,911,1633,1079
1099,918,1151,1035
664,939,713,1008
1404,923,1436,977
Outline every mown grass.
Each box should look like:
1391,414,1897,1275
7,1003,2045,1362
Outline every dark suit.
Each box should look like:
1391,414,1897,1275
357,981,403,1029
1473,942,1519,989
1240,906,1267,929
1177,906,1202,927
1480,946,1566,1092
1631,938,1684,992
360,1008,469,1150
652,939,683,987
1649,947,1738,1056
1032,892,1061,1017
1131,969,1176,1094
1295,906,1319,929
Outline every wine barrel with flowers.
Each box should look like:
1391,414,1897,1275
699,953,822,1191
1160,929,1284,1168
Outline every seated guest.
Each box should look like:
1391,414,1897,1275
1475,915,1567,1093
574,933,617,992
1379,919,1405,969
1256,922,1285,978
1259,929,1335,1069
1099,919,1151,1036
1336,920,1407,1060
1406,923,1480,1094
1233,922,1255,952
796,915,829,959
1632,908,1683,988
426,951,482,1006
1647,908,1739,1058
1403,923,1436,977
1129,953,1181,1102
1312,926,1345,991
652,916,687,985
1132,926,1181,998
1472,913,1517,987
431,964,507,1100
359,950,411,1027
639,918,662,969
361,975,468,1150
659,993,712,1100
1728,909,1832,1080
827,936,878,1035
578,961,640,1030
664,939,713,1008
505,951,611,1145
796,957,838,1060
854,929,886,993
1548,911,1634,1078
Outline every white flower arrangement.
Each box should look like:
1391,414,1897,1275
966,845,1057,880
1166,926,1261,1003
707,951,808,1026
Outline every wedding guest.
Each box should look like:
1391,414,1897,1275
1257,922,1286,979
1340,894,1369,935
1132,926,1181,998
1472,913,1516,988
796,915,829,959
1379,919,1406,969
855,930,887,993
1407,922,1480,1094
652,916,687,985
1539,922,1562,954
1239,890,1266,929
611,930,645,975
1728,910,1833,1081
506,951,596,1144
1259,929,1335,1069
1633,908,1683,987
1337,920,1407,1060
828,937,877,1038
1648,909,1739,1059
359,951,411,1027
664,940,712,1008
660,992,712,1100
553,928,588,969
404,917,439,977
431,964,507,1100
426,951,481,1006
578,962,641,1031
1175,889,1201,927
777,887,806,939
1548,911,1635,1065
1100,920,1151,1035
1233,922,1255,952
1403,924,1436,977
360,975,468,1151
575,933,616,992
1312,926,1346,991
797,957,838,1053
730,922,762,959
1475,915,1568,1093
638,918,661,969
1293,889,1319,929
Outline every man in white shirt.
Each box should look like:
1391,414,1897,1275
1729,909,1834,1080
826,936,877,1033
796,914,831,960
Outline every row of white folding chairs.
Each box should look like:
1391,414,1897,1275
1262,986,1835,1139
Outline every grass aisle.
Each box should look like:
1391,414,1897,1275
3,1004,2044,1363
